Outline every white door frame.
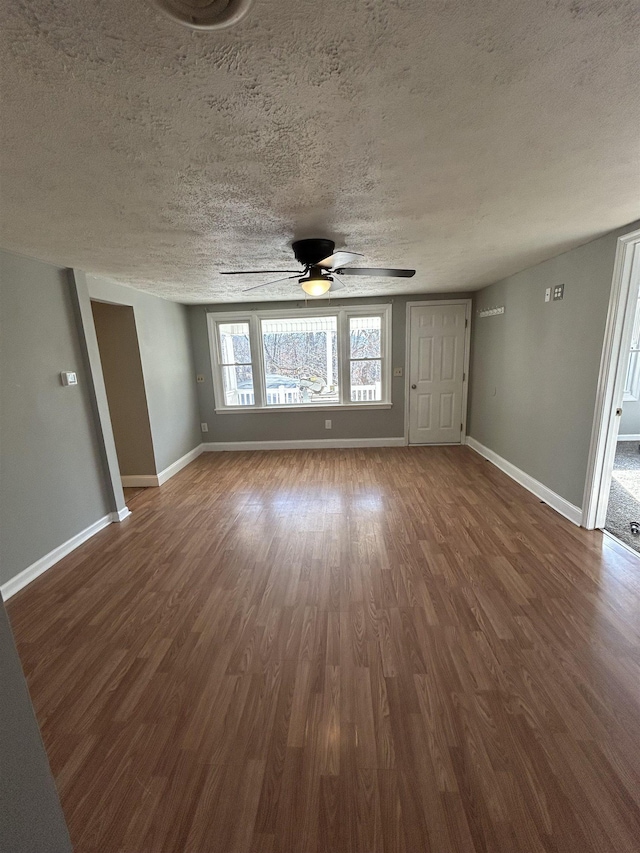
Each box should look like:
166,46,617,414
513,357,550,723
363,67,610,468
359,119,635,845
404,299,472,445
582,229,640,529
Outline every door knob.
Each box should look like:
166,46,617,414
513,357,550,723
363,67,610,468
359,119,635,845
411,384,417,389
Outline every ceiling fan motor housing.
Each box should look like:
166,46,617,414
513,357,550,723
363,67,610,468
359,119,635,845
292,239,335,267
299,267,332,283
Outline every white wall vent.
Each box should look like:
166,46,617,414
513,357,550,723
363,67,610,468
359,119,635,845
477,306,505,318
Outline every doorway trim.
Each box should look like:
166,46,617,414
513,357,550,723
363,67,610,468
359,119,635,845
582,229,640,529
404,299,472,446
70,270,130,520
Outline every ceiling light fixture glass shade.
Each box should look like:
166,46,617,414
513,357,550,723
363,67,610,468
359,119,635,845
151,0,254,30
300,274,332,296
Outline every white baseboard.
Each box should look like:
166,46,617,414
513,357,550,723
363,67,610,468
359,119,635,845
121,475,160,487
1,446,203,601
111,507,132,522
617,434,640,442
157,445,203,485
121,446,203,488
1,515,113,601
465,436,582,526
201,437,406,452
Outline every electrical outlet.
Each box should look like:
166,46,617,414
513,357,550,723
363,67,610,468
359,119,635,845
201,422,208,433
553,284,564,301
393,367,403,377
325,419,332,429
196,374,205,383
545,287,551,302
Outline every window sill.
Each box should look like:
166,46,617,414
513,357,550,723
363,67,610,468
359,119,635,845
214,403,393,415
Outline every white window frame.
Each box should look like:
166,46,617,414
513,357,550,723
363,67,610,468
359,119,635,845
207,304,392,413
624,352,640,401
624,293,640,401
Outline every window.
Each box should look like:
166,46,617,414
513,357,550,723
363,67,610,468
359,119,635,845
208,305,391,411
217,322,254,406
624,294,640,401
261,316,338,405
350,315,382,401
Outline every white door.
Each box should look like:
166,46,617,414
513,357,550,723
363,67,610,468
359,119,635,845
408,303,467,444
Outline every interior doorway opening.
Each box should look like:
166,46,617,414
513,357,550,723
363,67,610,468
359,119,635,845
583,229,640,548
90,300,157,492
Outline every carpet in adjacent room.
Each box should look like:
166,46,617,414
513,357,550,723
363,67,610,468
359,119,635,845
605,440,640,553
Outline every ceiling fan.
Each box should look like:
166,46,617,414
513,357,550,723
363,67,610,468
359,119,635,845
220,238,416,296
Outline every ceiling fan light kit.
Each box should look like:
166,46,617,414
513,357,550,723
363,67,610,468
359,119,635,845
300,272,333,297
221,238,416,297
150,0,254,30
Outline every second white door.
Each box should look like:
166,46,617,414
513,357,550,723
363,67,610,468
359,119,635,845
408,303,467,444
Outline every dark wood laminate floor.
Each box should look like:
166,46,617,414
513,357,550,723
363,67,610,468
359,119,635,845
7,447,640,852
123,486,147,502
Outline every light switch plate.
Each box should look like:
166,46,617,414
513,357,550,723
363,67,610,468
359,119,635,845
393,367,403,377
196,374,205,383
60,371,78,386
545,287,551,302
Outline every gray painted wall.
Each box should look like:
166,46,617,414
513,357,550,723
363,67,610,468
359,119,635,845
86,276,201,472
189,294,471,443
468,222,640,509
0,597,71,852
91,301,156,476
0,250,111,587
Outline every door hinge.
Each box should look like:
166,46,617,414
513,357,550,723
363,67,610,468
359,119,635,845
463,372,466,381
460,423,463,431
465,318,468,328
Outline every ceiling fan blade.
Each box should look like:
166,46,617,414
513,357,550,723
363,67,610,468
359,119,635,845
221,269,300,275
316,251,364,270
241,274,300,293
329,275,346,292
333,267,416,278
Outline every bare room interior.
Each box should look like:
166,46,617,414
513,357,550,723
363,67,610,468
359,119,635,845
1,1,640,851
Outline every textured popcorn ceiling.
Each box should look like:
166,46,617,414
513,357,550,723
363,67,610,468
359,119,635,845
1,0,639,302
